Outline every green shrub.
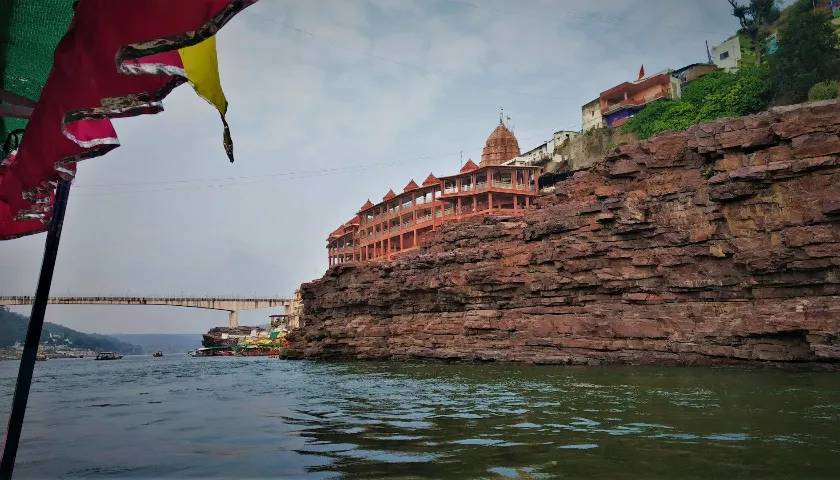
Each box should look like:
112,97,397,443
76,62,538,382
808,81,840,101
621,100,697,140
623,66,770,140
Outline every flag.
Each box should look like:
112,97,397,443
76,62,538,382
638,64,645,80
0,0,256,240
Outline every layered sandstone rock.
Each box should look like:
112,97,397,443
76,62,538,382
288,101,840,365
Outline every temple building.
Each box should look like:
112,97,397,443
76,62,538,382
326,120,541,267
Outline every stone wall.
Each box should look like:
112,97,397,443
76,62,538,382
552,127,636,173
287,101,840,366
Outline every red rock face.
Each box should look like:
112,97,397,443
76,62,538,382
288,101,840,366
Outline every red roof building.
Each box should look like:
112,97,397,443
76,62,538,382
403,179,419,192
421,173,438,186
599,70,682,128
459,159,479,173
326,121,541,267
326,215,360,266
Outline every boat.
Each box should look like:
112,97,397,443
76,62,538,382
95,352,123,361
188,346,238,357
152,351,163,357
188,347,219,357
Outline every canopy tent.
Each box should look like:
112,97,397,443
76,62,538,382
0,1,257,476
0,1,75,238
0,0,249,240
0,1,74,142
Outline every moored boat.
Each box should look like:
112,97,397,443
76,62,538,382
188,347,228,357
95,352,123,361
152,351,163,357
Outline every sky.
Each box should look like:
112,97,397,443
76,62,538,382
0,0,742,334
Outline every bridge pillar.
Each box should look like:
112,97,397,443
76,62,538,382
228,310,239,328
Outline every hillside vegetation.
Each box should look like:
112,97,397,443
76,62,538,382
624,0,840,140
0,307,142,354
623,66,770,140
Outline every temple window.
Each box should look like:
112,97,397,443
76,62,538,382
493,171,512,188
443,202,455,216
444,180,457,194
417,208,432,222
461,176,472,192
475,173,487,190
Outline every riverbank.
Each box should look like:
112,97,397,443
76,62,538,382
0,346,97,361
287,100,840,366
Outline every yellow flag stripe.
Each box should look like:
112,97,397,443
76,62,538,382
178,36,234,161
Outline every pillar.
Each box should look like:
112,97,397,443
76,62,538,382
488,192,493,212
228,310,239,328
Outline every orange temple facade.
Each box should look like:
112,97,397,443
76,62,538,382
327,121,541,266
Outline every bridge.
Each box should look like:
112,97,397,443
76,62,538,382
0,296,293,328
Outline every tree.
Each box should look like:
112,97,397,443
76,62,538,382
769,1,840,104
728,0,782,64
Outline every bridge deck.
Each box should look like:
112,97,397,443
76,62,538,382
0,296,291,310
0,296,293,328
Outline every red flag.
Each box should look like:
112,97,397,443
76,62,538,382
638,64,645,80
0,0,256,240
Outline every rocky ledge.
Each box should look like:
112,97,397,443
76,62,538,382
287,101,840,366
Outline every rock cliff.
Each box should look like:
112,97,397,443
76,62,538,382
288,101,840,365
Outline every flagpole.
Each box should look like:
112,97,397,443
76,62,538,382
0,179,71,479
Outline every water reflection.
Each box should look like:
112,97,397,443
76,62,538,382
0,358,837,478
279,362,840,479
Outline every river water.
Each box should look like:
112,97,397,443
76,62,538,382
0,356,838,479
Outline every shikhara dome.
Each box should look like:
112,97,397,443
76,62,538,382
480,121,520,167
